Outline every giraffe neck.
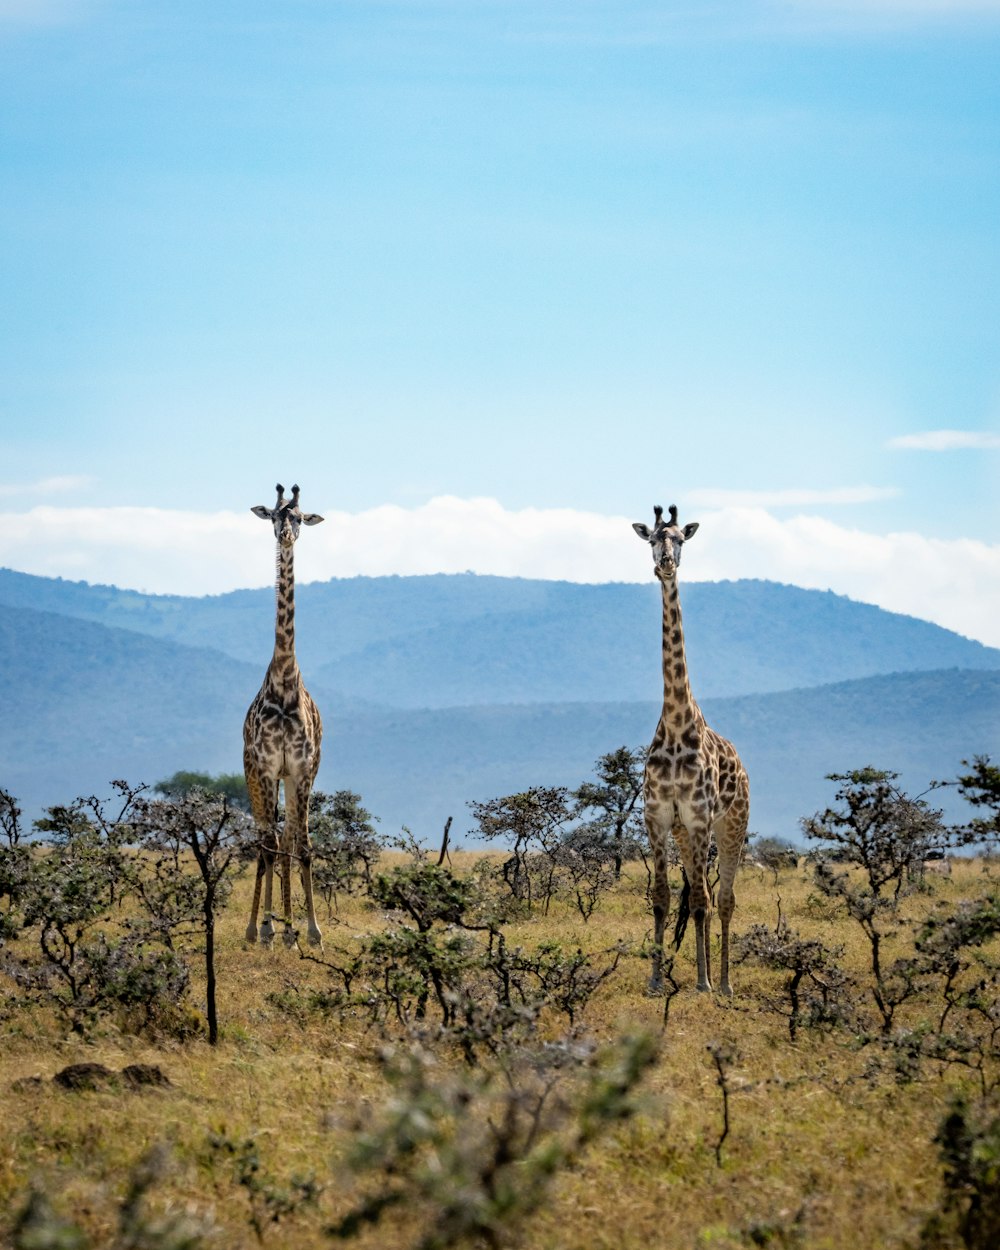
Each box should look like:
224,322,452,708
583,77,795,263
269,542,300,689
659,574,699,730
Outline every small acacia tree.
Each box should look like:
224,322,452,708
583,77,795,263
803,767,948,1033
749,835,800,884
954,756,1000,854
738,919,855,1041
803,768,945,899
33,781,139,906
128,790,252,1044
155,770,252,813
4,782,194,1037
309,790,383,913
573,746,647,880
0,788,29,936
469,787,573,914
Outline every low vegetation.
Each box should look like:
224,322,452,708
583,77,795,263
0,756,998,1249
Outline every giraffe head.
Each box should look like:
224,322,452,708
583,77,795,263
251,483,324,548
632,504,699,582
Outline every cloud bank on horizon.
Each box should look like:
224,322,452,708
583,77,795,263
1,3,997,656
1,493,998,651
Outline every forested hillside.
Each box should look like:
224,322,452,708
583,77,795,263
2,590,997,838
2,568,997,703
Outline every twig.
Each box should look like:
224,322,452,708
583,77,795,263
707,1041,737,1167
660,956,682,1031
437,817,453,867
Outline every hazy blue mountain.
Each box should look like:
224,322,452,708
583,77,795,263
2,568,997,704
0,569,276,663
0,603,349,823
311,581,1000,705
704,669,1000,839
1,598,996,842
326,670,999,844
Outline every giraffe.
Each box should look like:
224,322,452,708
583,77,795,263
632,504,749,994
244,483,325,949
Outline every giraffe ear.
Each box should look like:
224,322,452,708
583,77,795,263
682,522,700,541
251,506,273,521
301,512,324,526
632,522,651,541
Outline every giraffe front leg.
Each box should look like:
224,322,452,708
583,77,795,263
246,850,266,943
298,842,323,948
715,825,744,997
245,772,279,946
277,831,295,947
670,824,712,991
288,783,322,947
696,900,713,993
259,842,278,947
650,897,667,994
684,827,713,993
718,904,733,997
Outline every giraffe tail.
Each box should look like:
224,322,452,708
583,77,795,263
672,868,691,951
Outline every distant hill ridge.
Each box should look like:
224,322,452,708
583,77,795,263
1,567,997,705
1,570,997,838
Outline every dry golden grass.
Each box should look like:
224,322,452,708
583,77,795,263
1,852,996,1249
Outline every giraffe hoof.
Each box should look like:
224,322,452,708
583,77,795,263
307,929,323,948
245,926,258,944
282,928,298,949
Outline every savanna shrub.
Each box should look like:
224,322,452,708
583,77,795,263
922,1097,1000,1250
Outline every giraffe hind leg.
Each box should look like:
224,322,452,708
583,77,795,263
298,841,323,948
683,835,713,992
645,813,671,994
714,808,748,996
259,837,278,947
696,894,713,993
672,866,690,952
670,824,712,992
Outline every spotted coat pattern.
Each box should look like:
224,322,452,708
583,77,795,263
635,510,750,994
244,487,325,948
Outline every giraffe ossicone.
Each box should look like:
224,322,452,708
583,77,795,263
244,482,325,949
633,503,750,994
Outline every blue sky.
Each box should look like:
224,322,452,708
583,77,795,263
1,1,999,641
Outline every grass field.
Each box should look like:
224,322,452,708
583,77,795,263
2,848,998,1250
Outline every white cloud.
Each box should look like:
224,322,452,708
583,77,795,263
887,430,1000,451
1,497,999,648
687,507,1000,648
